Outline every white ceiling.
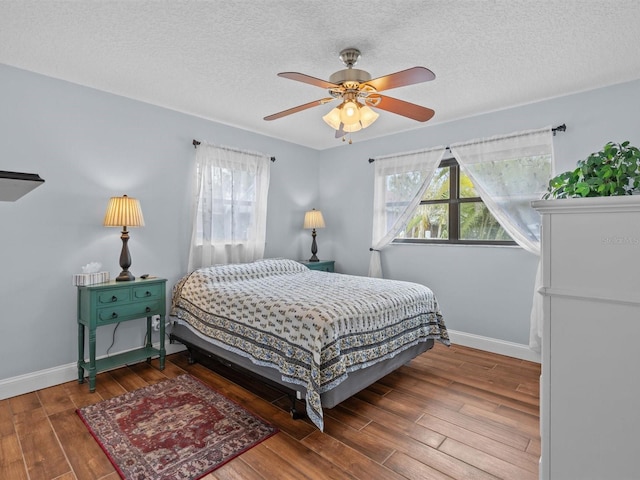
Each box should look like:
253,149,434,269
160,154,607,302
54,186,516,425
2,1,640,150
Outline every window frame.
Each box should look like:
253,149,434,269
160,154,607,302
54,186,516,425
394,157,518,246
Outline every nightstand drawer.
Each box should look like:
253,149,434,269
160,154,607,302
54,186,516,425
97,301,161,324
300,260,335,272
97,289,131,305
133,283,163,300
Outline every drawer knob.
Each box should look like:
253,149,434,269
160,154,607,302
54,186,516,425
111,295,117,302
145,291,151,296
111,312,118,319
145,306,151,313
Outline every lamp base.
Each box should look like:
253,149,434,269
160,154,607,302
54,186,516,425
308,228,320,262
115,270,135,282
115,229,134,281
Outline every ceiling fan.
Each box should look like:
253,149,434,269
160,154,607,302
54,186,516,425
264,48,436,140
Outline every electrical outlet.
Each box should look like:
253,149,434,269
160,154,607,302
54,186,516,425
151,315,161,331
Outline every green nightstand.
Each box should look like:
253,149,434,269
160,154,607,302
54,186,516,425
299,260,335,272
76,277,167,391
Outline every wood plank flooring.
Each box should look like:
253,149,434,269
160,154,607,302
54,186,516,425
0,343,540,479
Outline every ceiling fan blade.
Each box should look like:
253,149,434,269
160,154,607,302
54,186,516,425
366,67,435,92
278,72,340,89
372,95,435,122
335,127,347,138
264,98,334,121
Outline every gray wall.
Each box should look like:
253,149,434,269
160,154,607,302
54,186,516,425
0,64,317,379
317,78,640,345
1,60,639,383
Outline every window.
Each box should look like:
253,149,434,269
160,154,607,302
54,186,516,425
194,164,258,244
188,144,270,269
395,158,516,245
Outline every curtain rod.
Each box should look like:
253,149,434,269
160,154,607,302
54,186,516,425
192,139,276,162
368,123,567,163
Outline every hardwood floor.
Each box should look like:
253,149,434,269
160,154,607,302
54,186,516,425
0,343,540,479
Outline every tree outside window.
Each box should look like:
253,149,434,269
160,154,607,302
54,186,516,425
394,158,515,245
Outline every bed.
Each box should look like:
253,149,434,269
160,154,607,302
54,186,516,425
169,258,449,430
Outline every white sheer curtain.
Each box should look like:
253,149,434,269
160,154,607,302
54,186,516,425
449,127,554,351
188,142,271,271
369,146,447,278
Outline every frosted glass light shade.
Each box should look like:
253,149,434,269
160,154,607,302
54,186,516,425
340,101,360,125
322,107,342,130
303,208,326,229
342,122,362,133
103,195,145,227
359,105,379,128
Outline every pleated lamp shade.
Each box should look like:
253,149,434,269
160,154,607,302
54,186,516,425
303,209,325,230
103,195,145,228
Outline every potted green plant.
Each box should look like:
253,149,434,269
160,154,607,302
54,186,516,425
544,141,640,199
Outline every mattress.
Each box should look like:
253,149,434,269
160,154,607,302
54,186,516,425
170,258,449,430
170,322,435,408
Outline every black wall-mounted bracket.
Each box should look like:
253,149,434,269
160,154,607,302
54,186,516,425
0,171,45,202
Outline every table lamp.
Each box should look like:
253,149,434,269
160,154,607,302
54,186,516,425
103,195,145,281
303,208,325,262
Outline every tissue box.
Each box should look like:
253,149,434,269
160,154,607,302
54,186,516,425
72,271,110,286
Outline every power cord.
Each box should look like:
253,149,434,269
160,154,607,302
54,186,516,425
106,323,120,357
105,319,171,358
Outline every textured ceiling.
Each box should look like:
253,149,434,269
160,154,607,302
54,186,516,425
2,1,640,150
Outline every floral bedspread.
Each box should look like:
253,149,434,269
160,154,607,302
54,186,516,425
170,258,449,430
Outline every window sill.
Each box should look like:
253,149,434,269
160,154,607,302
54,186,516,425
391,241,522,249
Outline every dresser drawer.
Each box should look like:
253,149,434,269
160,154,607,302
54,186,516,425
96,289,131,305
97,301,162,324
133,283,163,300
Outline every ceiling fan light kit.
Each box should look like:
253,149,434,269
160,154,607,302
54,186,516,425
359,105,379,128
322,107,342,130
264,48,436,142
342,120,362,133
340,100,360,125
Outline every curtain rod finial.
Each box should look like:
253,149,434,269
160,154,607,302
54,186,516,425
552,124,566,136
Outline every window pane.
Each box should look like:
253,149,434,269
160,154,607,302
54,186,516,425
383,170,430,230
398,204,449,240
387,171,426,199
422,167,449,200
460,202,511,241
196,167,256,243
460,169,479,198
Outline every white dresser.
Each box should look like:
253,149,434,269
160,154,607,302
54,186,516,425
532,196,640,480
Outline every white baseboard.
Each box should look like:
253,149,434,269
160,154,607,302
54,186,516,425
0,342,186,401
0,331,540,401
447,329,541,363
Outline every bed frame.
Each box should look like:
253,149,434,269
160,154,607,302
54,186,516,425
169,323,435,420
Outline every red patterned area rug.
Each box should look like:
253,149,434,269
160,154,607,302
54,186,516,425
77,374,278,480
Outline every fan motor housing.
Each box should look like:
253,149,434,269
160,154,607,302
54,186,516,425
329,68,372,86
